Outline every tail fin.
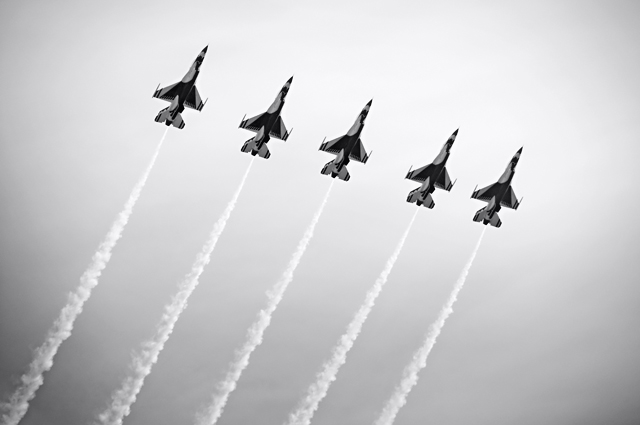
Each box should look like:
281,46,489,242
406,189,435,209
473,207,502,227
154,109,185,129
321,161,350,181
241,139,271,159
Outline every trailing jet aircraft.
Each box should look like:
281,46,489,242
405,129,459,208
471,147,524,228
153,46,208,129
318,100,373,181
238,77,293,159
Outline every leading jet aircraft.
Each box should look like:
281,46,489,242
318,100,373,181
238,77,293,159
405,129,459,209
471,147,524,228
152,46,208,129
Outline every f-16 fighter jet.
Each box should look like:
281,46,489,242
152,46,208,129
318,100,373,181
238,77,293,159
471,147,524,228
405,129,459,209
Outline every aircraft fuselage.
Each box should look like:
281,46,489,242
481,155,519,224
417,149,450,202
251,96,286,154
163,51,204,125
331,106,369,177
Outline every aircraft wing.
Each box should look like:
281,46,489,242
471,182,501,202
348,138,370,163
153,82,184,102
240,112,270,133
435,167,454,191
319,135,349,155
500,186,521,209
406,164,435,183
185,86,205,111
269,116,290,141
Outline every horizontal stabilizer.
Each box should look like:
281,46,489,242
255,143,271,159
422,193,435,209
154,107,170,124
171,113,185,129
406,188,421,204
335,165,350,181
321,161,350,181
473,207,486,223
406,189,435,208
241,139,271,159
154,108,185,129
241,139,254,154
473,207,502,227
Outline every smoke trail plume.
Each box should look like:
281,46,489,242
0,129,168,425
95,159,254,425
374,227,487,425
196,181,335,425
286,209,419,425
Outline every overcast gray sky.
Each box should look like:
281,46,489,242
1,0,639,424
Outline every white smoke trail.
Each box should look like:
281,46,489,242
285,209,419,425
374,227,487,425
95,159,254,425
0,129,169,425
196,181,335,425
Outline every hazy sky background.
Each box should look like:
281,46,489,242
1,1,639,424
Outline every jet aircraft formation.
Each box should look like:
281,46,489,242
152,46,524,227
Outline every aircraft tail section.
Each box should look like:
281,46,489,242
421,193,435,209
489,213,502,227
407,188,420,204
406,189,435,209
154,107,171,124
171,112,185,129
241,138,271,159
321,160,350,181
473,207,485,223
473,207,502,228
154,108,185,129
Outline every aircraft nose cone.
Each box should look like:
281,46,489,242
453,128,459,136
202,45,209,53
367,99,373,107
287,76,294,84
517,146,523,154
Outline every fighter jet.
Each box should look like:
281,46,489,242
318,100,373,181
152,46,208,129
470,147,524,227
238,77,293,159
405,129,459,209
